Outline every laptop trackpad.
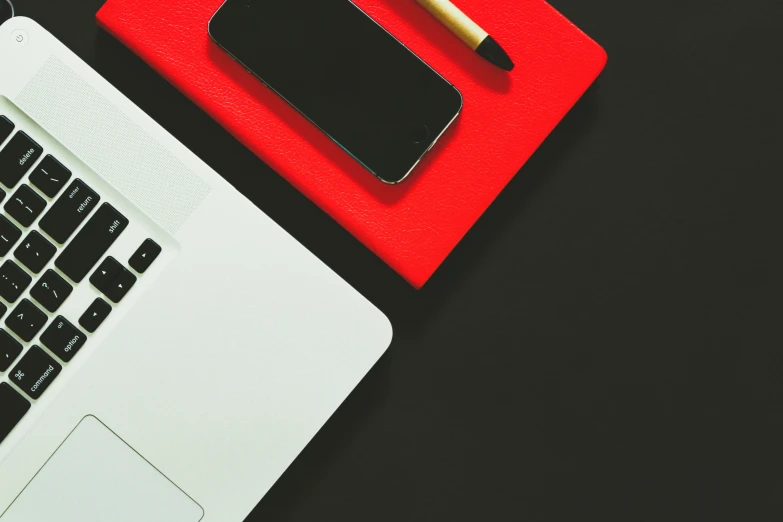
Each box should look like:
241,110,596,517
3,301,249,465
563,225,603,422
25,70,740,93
1,416,203,522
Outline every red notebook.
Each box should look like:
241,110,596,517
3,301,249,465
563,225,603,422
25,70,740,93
97,0,606,288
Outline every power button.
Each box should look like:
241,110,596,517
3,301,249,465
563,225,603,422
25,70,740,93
10,29,28,48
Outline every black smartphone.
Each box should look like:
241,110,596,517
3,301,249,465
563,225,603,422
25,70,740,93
209,0,463,184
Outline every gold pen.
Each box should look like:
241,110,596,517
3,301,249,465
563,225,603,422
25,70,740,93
415,0,514,71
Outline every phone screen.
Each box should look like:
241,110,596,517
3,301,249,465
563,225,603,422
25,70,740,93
209,0,462,183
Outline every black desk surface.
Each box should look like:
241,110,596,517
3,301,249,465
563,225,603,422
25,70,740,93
10,0,783,519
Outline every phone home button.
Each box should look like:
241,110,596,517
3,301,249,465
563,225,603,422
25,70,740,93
410,124,430,145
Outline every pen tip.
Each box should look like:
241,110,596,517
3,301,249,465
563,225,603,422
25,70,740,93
476,35,515,72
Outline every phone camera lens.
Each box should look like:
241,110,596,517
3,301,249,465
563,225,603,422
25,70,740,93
410,124,430,145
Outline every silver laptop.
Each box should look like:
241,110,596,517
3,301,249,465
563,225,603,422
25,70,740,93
0,17,392,522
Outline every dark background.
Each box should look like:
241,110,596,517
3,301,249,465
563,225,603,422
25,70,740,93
5,0,783,520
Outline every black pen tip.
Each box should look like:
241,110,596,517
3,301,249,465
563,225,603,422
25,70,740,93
476,35,515,72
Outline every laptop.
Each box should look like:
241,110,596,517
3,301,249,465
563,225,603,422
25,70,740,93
0,17,392,522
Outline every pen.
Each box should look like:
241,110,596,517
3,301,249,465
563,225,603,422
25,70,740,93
414,0,514,72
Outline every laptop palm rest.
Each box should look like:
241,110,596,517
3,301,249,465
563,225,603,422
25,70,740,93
0,415,204,522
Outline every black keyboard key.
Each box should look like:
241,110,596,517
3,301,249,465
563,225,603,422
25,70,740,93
6,299,48,342
5,185,47,227
30,270,73,313
56,204,127,283
0,116,14,143
0,260,32,303
89,256,122,289
129,239,161,274
29,155,72,198
40,317,86,363
0,330,23,372
0,302,6,320
104,265,136,303
80,298,111,333
0,187,4,204
0,382,30,444
10,346,61,400
39,179,99,244
14,231,56,274
0,215,22,256
0,132,43,188
91,257,137,303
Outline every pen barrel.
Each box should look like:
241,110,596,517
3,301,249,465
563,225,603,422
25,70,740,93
415,0,489,50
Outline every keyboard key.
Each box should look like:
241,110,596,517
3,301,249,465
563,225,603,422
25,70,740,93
29,155,72,198
0,302,6,320
91,257,137,303
5,185,47,227
104,265,137,303
56,204,128,283
89,256,122,289
40,317,86,363
14,231,56,274
79,298,111,333
39,179,99,244
0,382,30,444
6,299,48,342
129,239,161,274
0,116,14,143
0,329,23,372
0,132,43,188
0,215,22,256
10,346,61,400
30,270,73,313
0,260,32,303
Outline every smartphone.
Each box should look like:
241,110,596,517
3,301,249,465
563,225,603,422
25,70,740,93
209,0,463,184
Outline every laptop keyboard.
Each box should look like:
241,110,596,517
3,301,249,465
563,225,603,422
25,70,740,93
0,114,162,445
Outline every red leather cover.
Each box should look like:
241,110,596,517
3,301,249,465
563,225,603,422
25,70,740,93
97,0,606,288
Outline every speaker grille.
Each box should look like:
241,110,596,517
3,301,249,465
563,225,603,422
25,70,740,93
15,55,211,235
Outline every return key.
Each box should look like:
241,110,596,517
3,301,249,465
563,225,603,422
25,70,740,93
39,179,100,244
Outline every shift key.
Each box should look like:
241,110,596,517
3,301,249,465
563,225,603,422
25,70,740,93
39,179,100,244
56,203,128,283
